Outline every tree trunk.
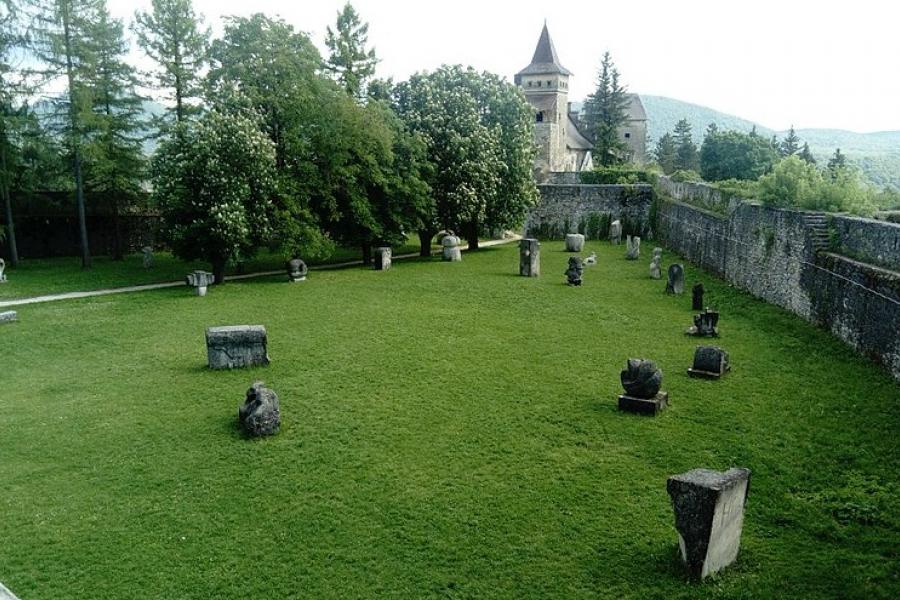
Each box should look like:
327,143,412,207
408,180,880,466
418,228,436,257
361,243,372,265
74,153,91,269
212,256,227,285
112,195,123,261
0,137,18,267
464,221,480,251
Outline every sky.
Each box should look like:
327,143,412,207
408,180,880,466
109,0,900,133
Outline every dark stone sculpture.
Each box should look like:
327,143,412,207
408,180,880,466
687,309,720,337
565,256,584,286
239,381,281,437
287,258,308,282
666,264,685,294
618,358,668,415
688,346,730,379
519,238,540,277
692,283,705,311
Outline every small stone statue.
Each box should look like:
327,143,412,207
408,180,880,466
373,246,392,271
565,233,585,252
565,256,584,286
239,381,280,437
442,235,462,261
688,346,730,379
649,248,662,279
287,258,308,282
687,309,720,337
519,238,540,277
625,235,641,260
692,283,705,311
585,252,597,266
618,358,668,415
141,246,154,269
0,257,6,283
609,220,622,245
666,264,685,295
186,270,215,296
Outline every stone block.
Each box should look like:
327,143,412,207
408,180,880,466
0,310,17,324
206,325,270,370
667,467,751,579
373,247,392,271
519,238,540,277
618,392,668,415
565,233,585,252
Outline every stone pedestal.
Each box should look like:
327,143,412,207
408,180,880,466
373,247,392,271
519,238,540,277
0,310,17,324
565,233,585,252
667,468,751,579
186,270,215,296
441,235,462,261
618,392,668,415
688,346,730,379
206,325,270,369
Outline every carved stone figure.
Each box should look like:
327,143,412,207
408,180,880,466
585,252,597,266
287,258,308,282
650,247,662,279
442,235,462,261
239,381,280,437
667,468,751,579
687,309,720,337
625,235,641,260
186,270,215,296
692,283,705,311
373,246,392,271
609,220,622,245
618,358,668,415
565,233,585,252
565,256,584,286
142,246,154,269
519,238,540,277
688,346,731,379
666,264,685,294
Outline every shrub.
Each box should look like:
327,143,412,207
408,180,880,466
670,169,701,183
580,166,655,185
758,157,877,216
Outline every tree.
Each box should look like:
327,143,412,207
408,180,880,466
151,107,278,283
759,155,876,215
30,0,103,269
699,129,778,181
798,142,816,165
396,65,538,250
0,0,24,265
673,118,699,172
324,2,377,101
133,0,209,125
705,122,718,138
827,148,847,178
83,3,145,260
653,132,677,175
582,51,630,166
779,125,800,157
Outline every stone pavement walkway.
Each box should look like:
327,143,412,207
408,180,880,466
0,237,520,309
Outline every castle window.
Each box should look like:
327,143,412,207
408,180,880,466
624,132,631,139
547,80,552,87
536,111,544,123
537,81,542,87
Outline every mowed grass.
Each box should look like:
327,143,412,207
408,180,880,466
0,241,897,599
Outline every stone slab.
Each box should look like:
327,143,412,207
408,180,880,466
0,310,17,324
687,368,723,380
206,325,270,370
618,392,668,415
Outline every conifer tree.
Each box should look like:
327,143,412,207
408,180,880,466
780,125,800,157
653,132,677,174
705,122,718,138
673,118,698,172
0,0,23,265
798,142,816,165
325,2,377,101
827,148,847,178
582,51,630,166
133,0,209,125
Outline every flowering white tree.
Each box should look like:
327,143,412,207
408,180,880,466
152,107,278,283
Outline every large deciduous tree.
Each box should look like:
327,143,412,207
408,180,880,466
699,129,778,181
396,65,538,250
582,51,630,166
324,2,377,101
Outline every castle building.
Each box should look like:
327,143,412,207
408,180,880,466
515,23,647,180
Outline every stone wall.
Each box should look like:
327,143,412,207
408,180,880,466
527,184,653,239
831,215,900,272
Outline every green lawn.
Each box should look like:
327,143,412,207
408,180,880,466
1,241,897,599
0,242,423,301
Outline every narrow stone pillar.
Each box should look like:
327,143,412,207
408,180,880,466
373,247,392,271
519,238,540,277
667,467,751,579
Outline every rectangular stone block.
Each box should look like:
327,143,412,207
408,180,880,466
618,392,668,415
206,325,270,370
373,247,392,271
519,238,540,277
667,467,751,579
0,311,17,324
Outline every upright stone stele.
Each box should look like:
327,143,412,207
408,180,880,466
667,467,751,579
186,270,215,296
625,235,641,260
442,235,462,262
0,310,17,324
692,283,705,311
688,346,731,379
239,381,280,437
618,358,668,415
565,233,585,252
0,258,6,283
287,258,308,282
565,256,584,286
519,238,540,277
609,220,622,245
373,247,392,271
666,264,685,295
142,246,154,269
206,325,270,370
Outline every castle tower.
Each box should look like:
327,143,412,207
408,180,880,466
515,23,574,178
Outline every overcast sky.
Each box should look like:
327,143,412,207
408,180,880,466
110,0,900,133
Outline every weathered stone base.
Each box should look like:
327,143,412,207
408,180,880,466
686,327,719,337
206,325,270,370
687,368,724,380
618,392,668,415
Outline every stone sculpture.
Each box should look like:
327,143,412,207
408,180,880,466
625,235,641,260
565,233,585,252
206,325,270,370
609,220,622,245
687,309,720,337
585,252,597,266
373,246,392,271
519,238,540,277
666,264,685,295
186,270,215,297
0,258,6,283
688,346,731,379
442,235,462,261
692,283,705,311
287,258,308,282
667,467,751,579
0,310,17,324
239,381,281,437
142,246,154,269
565,256,584,286
618,358,668,415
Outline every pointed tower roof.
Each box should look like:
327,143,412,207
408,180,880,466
516,23,572,78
